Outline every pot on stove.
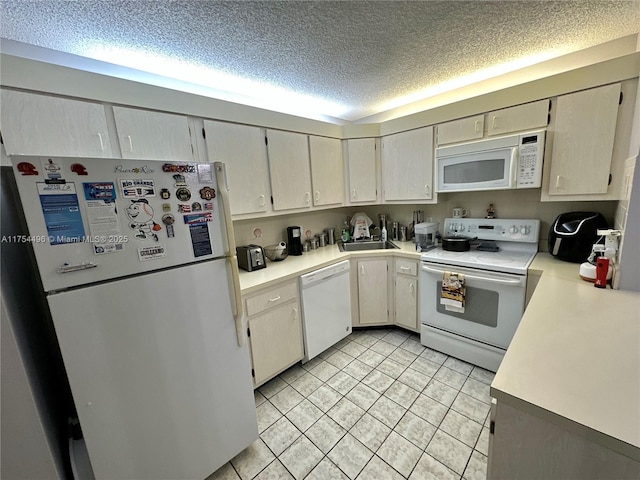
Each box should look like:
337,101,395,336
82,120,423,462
441,235,477,252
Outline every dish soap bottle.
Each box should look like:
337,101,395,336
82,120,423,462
341,220,351,242
381,223,388,242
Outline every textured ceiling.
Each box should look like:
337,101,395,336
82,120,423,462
1,1,639,123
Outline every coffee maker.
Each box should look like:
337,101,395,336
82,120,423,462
287,226,303,256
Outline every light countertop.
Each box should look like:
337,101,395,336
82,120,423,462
491,253,640,461
238,241,421,294
240,245,640,460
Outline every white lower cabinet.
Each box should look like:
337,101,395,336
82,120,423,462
355,258,390,326
244,280,304,387
394,258,419,332
488,399,640,479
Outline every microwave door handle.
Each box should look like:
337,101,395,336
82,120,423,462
510,148,518,187
421,264,524,286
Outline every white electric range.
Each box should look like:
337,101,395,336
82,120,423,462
419,218,540,372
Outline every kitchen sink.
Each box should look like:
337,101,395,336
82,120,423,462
338,240,400,252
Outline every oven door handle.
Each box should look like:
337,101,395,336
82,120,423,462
421,264,525,286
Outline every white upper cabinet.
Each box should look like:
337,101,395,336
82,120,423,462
381,126,434,202
112,106,193,161
0,89,113,157
345,138,377,203
436,100,550,146
486,99,550,136
203,120,270,216
309,136,344,206
546,83,621,196
436,114,484,145
266,129,312,211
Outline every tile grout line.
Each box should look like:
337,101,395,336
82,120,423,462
249,328,492,480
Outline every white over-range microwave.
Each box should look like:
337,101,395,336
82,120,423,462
435,129,545,192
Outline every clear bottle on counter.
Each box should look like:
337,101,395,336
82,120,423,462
381,223,388,242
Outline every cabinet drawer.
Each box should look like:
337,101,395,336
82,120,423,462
395,259,417,276
245,280,298,316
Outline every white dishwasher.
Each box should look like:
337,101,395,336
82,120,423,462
299,260,352,362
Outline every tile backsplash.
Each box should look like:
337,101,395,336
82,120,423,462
233,188,618,253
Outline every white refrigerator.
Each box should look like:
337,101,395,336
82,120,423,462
10,156,257,479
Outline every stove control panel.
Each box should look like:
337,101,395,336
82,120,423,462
445,218,540,243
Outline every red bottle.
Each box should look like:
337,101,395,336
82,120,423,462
594,257,610,289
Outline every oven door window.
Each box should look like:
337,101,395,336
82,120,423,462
434,282,498,327
420,263,526,349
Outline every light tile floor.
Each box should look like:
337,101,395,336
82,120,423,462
210,328,494,480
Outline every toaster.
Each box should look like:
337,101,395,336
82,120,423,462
236,245,266,272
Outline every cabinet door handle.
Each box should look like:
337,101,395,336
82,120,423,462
424,185,431,196
127,135,133,152
474,120,482,133
305,192,311,204
292,307,298,320
400,266,411,272
314,191,320,202
259,194,266,207
268,295,281,302
410,283,415,294
360,265,365,275
492,116,498,129
555,175,563,189
97,133,105,151
352,188,357,199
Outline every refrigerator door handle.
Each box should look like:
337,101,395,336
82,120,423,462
228,254,245,346
214,162,245,347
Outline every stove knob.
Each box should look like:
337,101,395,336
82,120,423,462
509,225,518,234
520,226,529,235
458,225,465,232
